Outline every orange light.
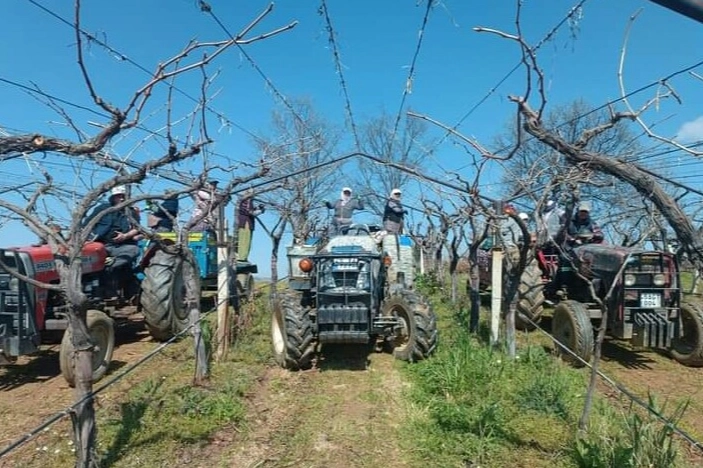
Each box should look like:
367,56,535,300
299,258,314,273
382,255,392,267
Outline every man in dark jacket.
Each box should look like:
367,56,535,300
565,201,603,246
85,185,141,299
325,187,364,235
383,188,406,234
547,201,603,299
237,189,265,262
147,194,179,232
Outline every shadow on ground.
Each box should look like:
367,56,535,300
0,316,151,391
316,343,373,371
0,348,61,390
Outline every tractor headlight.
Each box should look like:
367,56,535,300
624,274,636,286
653,273,666,286
8,277,18,292
299,258,314,273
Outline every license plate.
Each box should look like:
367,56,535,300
640,292,661,308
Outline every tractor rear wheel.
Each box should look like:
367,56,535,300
60,310,115,387
140,249,187,341
272,291,315,370
671,302,703,367
552,300,593,367
383,290,438,362
516,259,545,331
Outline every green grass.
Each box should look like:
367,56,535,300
94,300,272,467
399,274,693,468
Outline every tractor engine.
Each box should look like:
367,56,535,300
617,251,679,348
314,252,382,344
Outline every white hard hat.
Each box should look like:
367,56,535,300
518,212,529,221
110,185,127,197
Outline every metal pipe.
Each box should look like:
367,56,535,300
649,0,703,24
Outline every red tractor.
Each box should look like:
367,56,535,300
0,238,189,386
477,238,703,367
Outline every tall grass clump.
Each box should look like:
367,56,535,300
573,394,689,468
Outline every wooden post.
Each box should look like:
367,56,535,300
215,202,230,361
490,248,503,346
505,279,516,358
490,200,505,347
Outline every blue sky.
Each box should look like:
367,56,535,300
1,0,703,276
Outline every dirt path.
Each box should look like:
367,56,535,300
197,345,414,468
0,318,154,462
597,340,703,464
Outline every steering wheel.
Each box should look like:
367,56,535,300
347,223,370,236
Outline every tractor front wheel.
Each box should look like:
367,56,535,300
671,302,703,367
272,292,315,370
60,310,115,387
383,290,438,362
551,300,593,367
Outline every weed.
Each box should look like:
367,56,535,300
175,385,244,423
572,394,688,468
517,368,573,420
415,272,443,296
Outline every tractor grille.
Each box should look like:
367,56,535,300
317,257,371,293
620,252,678,349
317,303,369,343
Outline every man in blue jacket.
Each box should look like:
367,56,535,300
85,185,142,298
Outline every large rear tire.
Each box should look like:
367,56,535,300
60,310,115,387
140,249,187,341
552,300,593,367
671,302,703,367
272,292,315,370
516,259,545,331
383,290,438,362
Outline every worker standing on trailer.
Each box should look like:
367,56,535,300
325,187,364,235
383,188,407,234
237,188,265,262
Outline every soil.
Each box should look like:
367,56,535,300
196,344,413,468
0,318,154,467
2,316,703,467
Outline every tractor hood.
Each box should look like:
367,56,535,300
318,235,381,255
573,244,671,277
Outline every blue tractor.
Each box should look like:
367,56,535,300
272,224,438,370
